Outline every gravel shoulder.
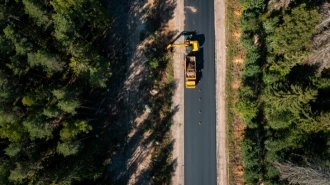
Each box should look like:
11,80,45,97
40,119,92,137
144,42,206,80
171,0,185,184
214,0,228,184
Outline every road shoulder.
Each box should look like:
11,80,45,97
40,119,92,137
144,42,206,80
171,0,185,184
214,0,228,184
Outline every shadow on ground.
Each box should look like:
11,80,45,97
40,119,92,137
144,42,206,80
100,0,178,184
196,48,204,85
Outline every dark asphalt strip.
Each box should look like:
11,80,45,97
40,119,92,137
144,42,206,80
184,0,217,184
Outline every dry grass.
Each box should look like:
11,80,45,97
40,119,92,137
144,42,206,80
231,78,241,90
232,31,242,40
232,56,244,65
226,0,245,184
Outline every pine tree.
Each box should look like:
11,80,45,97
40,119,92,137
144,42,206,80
5,142,23,157
270,4,320,74
57,99,80,114
23,118,52,140
27,50,64,75
22,0,51,27
265,83,317,112
60,120,92,141
57,141,81,157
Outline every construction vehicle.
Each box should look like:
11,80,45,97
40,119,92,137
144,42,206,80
166,40,199,53
185,55,196,88
166,38,199,88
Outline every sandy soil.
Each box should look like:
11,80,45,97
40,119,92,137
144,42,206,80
111,0,180,184
122,0,154,183
171,0,185,184
106,0,156,184
214,0,228,184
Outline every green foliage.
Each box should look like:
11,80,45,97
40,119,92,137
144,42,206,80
53,14,75,43
57,141,81,157
240,35,258,58
270,4,320,75
0,162,10,185
267,110,294,129
5,143,23,157
238,85,254,98
60,120,92,141
241,138,260,183
264,84,318,112
57,99,80,114
88,57,112,88
23,119,52,140
238,1,330,184
242,64,261,78
0,120,26,142
9,162,31,183
272,4,320,55
263,72,282,85
22,0,50,27
3,26,33,56
240,17,259,32
148,58,159,69
52,88,68,100
245,52,260,65
234,99,258,123
22,96,35,106
42,107,61,118
0,0,112,183
27,50,64,74
263,17,279,34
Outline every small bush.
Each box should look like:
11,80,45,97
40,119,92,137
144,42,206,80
149,58,159,69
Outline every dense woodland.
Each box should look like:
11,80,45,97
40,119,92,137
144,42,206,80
0,0,175,184
236,0,330,184
0,0,112,184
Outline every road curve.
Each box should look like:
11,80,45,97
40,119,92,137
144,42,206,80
184,0,217,185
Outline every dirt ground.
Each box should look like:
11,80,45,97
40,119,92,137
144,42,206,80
171,0,185,184
106,0,156,184
121,0,154,184
214,0,228,184
106,0,180,184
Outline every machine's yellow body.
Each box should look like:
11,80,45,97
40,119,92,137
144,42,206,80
185,56,196,88
166,40,199,52
167,39,199,89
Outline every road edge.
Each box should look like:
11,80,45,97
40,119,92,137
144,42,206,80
171,0,185,184
214,0,228,184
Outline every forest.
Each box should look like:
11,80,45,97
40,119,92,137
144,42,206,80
0,0,114,184
236,0,330,184
0,0,175,184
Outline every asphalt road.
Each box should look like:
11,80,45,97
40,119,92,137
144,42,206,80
184,0,217,185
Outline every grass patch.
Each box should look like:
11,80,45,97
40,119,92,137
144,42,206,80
146,51,174,184
225,0,245,184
